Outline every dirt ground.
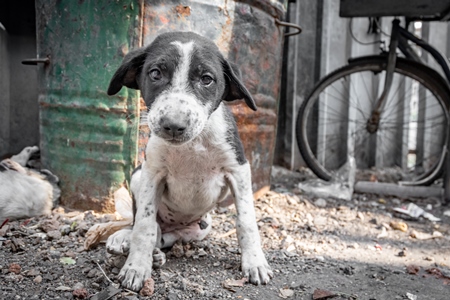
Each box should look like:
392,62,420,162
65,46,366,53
1,166,450,300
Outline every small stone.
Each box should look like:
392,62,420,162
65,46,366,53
390,221,408,232
357,212,365,221
8,263,21,274
185,250,195,258
73,282,84,290
49,250,61,258
314,198,327,208
314,216,327,227
86,269,97,278
139,278,155,297
64,251,76,258
60,225,72,235
406,265,420,275
160,271,175,282
315,255,325,262
171,241,184,258
33,275,42,284
26,269,40,277
40,219,60,233
47,230,62,240
279,288,294,298
72,288,88,299
197,248,207,257
347,243,359,249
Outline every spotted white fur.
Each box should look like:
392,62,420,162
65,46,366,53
147,41,210,145
106,32,271,291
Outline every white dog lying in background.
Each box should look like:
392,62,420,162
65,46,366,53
0,146,60,222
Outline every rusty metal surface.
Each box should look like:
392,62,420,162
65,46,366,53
35,0,141,212
139,0,286,195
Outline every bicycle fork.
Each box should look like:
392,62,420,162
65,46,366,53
366,19,401,134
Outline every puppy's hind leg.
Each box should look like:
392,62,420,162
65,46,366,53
159,213,213,249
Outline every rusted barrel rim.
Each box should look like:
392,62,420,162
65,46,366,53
235,0,286,20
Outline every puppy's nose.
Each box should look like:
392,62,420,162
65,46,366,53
161,119,186,138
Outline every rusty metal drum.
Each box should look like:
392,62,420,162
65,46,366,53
139,0,287,197
35,0,287,212
35,0,141,212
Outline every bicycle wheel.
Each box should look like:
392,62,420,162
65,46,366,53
296,56,450,186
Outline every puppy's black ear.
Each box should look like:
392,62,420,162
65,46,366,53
222,59,257,111
107,48,147,96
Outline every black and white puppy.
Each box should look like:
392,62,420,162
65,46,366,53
106,31,272,291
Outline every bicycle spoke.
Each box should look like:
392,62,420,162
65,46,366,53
298,58,449,184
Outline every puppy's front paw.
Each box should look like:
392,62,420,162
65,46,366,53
119,258,153,291
241,251,273,285
106,229,132,255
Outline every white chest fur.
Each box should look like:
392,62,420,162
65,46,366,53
145,104,237,219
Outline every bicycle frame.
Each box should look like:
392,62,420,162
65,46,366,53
367,19,450,134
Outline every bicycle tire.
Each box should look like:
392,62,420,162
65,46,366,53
296,56,450,186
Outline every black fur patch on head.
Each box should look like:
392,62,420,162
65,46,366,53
107,31,257,112
222,105,247,165
187,45,226,113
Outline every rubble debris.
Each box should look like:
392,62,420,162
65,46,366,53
397,248,407,257
90,286,121,300
389,221,408,232
222,277,248,292
73,288,89,299
8,263,21,274
406,265,420,275
139,278,155,297
312,288,336,299
279,288,294,298
298,156,355,201
410,230,443,240
314,198,327,208
393,203,441,222
406,292,417,300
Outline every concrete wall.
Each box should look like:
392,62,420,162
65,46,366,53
0,1,38,158
275,0,323,169
7,34,39,155
0,25,10,158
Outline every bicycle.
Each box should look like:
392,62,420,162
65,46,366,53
295,18,450,186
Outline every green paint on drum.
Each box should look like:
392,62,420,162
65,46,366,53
36,0,141,212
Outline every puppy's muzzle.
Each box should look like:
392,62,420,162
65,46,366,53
160,117,187,139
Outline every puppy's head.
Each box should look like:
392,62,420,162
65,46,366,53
108,32,256,145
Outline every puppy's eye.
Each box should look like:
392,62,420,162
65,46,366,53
200,75,213,86
149,69,162,81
